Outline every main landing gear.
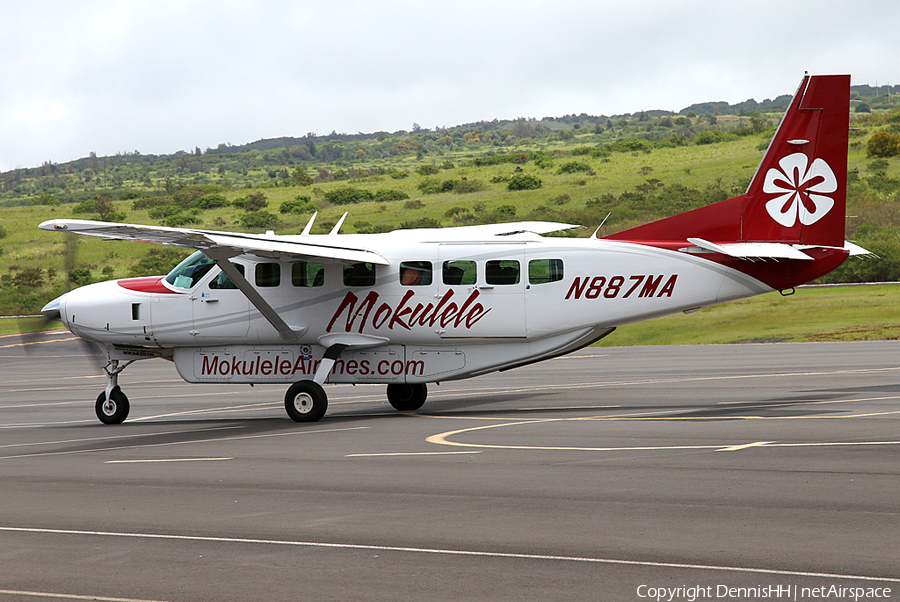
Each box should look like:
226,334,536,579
282,381,428,422
281,343,429,422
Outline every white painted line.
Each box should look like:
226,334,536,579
346,451,481,457
0,588,173,602
717,441,774,452
1,526,896,584
104,457,233,464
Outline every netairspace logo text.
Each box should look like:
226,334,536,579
636,583,892,601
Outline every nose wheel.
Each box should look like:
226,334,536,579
95,358,134,425
96,386,130,424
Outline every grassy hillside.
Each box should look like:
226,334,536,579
1,96,899,321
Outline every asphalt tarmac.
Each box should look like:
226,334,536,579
1,332,899,601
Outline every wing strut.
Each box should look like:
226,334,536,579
203,249,306,341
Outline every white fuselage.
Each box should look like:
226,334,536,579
56,230,772,385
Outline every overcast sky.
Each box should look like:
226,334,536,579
1,0,898,172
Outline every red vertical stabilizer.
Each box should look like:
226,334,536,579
605,74,850,248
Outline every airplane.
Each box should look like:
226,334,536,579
37,73,869,425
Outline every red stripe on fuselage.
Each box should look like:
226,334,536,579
117,276,179,294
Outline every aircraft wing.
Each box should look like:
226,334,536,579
38,219,389,265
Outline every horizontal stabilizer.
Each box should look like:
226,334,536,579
844,241,877,257
686,238,813,260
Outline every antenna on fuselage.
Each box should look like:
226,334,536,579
591,213,612,239
301,212,318,236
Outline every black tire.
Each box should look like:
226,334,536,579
386,383,427,412
95,386,130,425
284,380,328,422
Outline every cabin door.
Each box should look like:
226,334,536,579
437,243,526,338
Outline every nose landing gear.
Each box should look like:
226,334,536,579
96,359,134,424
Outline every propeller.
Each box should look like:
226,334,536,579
19,233,104,366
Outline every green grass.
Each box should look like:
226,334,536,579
597,284,900,346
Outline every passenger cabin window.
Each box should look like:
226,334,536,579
528,259,564,285
485,260,520,285
400,261,432,286
292,261,324,287
165,251,215,290
343,262,376,287
442,260,476,285
256,263,281,287
209,263,245,289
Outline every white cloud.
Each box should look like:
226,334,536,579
1,0,898,171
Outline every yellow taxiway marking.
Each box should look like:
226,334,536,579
0,337,79,349
425,394,900,453
104,457,233,464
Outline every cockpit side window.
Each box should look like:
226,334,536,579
165,251,216,290
209,263,245,289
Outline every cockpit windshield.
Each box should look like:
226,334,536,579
165,251,215,289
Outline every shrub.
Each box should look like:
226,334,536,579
323,186,374,205
419,179,457,194
193,193,229,210
232,192,268,211
507,174,542,191
164,212,201,227
404,200,424,210
10,266,44,288
148,205,182,221
416,164,440,176
132,196,169,210
280,195,319,214
609,138,653,153
452,178,485,194
693,130,734,145
73,194,126,222
556,161,592,174
68,267,93,287
238,210,279,229
444,206,469,218
866,132,900,158
373,189,409,202
571,146,610,158
400,217,440,229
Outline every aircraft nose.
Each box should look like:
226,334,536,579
41,294,64,320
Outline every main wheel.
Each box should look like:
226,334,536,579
284,380,328,422
95,387,130,425
386,383,427,412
